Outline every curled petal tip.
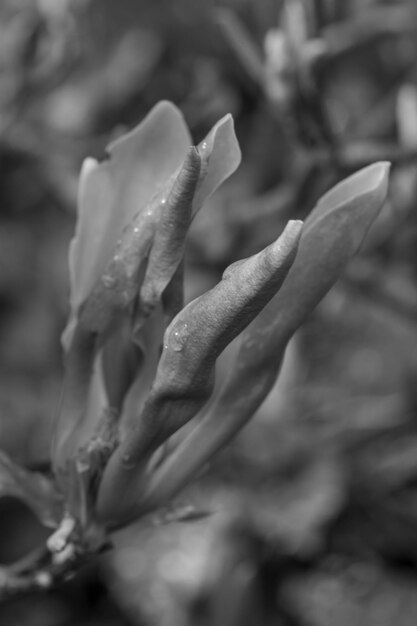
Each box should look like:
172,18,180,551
79,157,98,180
277,219,303,248
263,219,302,274
287,218,304,228
193,112,241,212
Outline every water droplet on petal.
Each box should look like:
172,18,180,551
170,323,189,352
122,453,135,469
102,275,116,288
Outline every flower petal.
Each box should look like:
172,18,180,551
69,101,191,321
193,113,241,213
139,163,390,508
137,147,201,327
96,220,302,524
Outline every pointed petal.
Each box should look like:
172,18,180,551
140,163,390,507
193,114,241,213
69,101,191,317
129,218,302,455
137,147,201,325
276,161,391,340
96,221,302,524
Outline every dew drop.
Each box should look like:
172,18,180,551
102,274,116,288
122,453,135,469
170,323,189,352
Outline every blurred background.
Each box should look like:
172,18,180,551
1,0,417,624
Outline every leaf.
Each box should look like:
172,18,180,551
0,451,63,528
140,162,390,509
96,221,302,525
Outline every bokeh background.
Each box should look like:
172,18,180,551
1,0,417,624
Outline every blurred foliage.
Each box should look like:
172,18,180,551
1,0,417,624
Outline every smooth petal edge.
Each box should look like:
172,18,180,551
133,163,391,509
106,100,190,155
64,102,193,347
69,157,101,310
193,113,241,212
308,162,391,227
